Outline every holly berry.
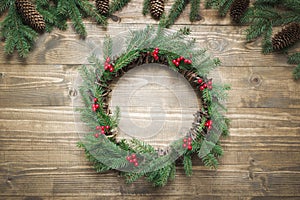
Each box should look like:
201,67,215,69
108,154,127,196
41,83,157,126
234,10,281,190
94,133,99,138
208,81,212,85
109,67,114,72
134,162,139,167
188,137,192,142
197,79,203,84
183,138,187,143
96,126,101,130
132,158,137,163
203,83,207,88
187,145,192,150
184,59,192,64
183,143,187,148
101,130,105,134
126,156,131,161
106,57,110,63
105,125,110,130
93,98,98,103
200,86,205,91
131,154,136,159
101,126,105,130
179,56,184,61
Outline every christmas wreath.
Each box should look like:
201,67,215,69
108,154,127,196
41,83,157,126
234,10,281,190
77,26,230,187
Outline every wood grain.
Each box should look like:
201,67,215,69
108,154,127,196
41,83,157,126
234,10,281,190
0,0,300,199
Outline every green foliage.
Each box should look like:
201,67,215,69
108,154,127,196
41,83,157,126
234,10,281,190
183,155,192,176
289,53,300,80
190,0,201,22
142,0,150,16
292,64,300,80
109,0,131,14
78,26,229,187
205,0,235,17
0,4,38,57
160,0,189,28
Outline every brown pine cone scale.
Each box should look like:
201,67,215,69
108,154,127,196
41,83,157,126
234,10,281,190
150,0,164,20
272,23,300,51
15,0,45,32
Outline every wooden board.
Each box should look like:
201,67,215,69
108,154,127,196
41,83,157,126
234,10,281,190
0,0,300,199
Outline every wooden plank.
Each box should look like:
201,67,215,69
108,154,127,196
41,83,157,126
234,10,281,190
0,65,299,108
0,24,298,66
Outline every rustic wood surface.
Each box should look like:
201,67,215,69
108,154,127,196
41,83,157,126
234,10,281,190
0,1,299,199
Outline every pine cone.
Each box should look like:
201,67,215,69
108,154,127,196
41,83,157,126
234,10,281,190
230,0,250,23
272,23,300,51
15,0,45,32
150,0,164,20
95,0,109,15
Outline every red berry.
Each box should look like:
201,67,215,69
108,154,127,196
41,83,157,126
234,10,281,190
94,133,99,138
129,159,133,163
175,61,179,67
188,137,192,141
101,130,105,134
184,59,189,64
101,126,105,130
200,86,205,91
153,50,159,54
179,56,184,61
208,85,213,90
92,107,97,112
197,79,203,84
134,162,139,167
187,145,192,150
154,55,159,61
208,120,212,126
188,141,192,146
155,47,159,51
131,154,136,159
183,138,187,143
96,126,101,130
208,81,212,85
95,104,99,109
126,156,131,161
132,158,137,163
109,67,114,72
187,60,192,64
105,125,110,130
106,57,110,62
93,98,98,103
205,122,209,127
104,65,109,71
172,59,177,64
208,126,212,130
177,57,181,62
203,83,207,88
183,143,187,148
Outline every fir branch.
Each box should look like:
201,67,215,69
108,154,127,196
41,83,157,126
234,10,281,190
109,0,131,15
0,5,38,57
160,0,189,28
288,53,300,64
129,138,156,153
293,64,300,80
0,0,12,17
103,35,113,59
142,0,151,16
202,153,219,169
183,155,192,176
190,0,201,22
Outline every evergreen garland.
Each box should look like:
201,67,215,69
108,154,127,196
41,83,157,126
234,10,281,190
205,0,300,79
0,0,131,57
77,26,230,187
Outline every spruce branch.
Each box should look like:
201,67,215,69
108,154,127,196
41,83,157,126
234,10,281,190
190,0,201,22
160,0,189,28
109,0,131,15
0,5,38,57
142,0,151,16
293,64,300,80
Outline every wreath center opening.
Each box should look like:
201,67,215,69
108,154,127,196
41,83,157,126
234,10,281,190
109,63,201,151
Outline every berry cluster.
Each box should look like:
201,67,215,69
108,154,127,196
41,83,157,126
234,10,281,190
104,57,114,72
92,97,100,112
126,154,139,167
94,125,110,138
152,47,160,61
198,78,213,91
172,56,192,67
182,137,193,150
205,119,213,130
